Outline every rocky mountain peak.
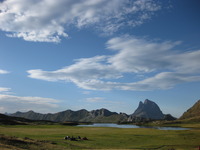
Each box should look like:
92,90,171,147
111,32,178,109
27,110,35,113
144,99,153,104
128,99,164,121
139,101,143,106
90,108,117,117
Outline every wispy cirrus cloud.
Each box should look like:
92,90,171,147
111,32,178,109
0,0,161,42
27,36,200,91
0,94,60,113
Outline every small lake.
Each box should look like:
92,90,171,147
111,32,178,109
77,123,190,130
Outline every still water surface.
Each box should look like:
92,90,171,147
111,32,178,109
77,123,190,130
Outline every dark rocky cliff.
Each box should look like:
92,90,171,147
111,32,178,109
128,99,164,121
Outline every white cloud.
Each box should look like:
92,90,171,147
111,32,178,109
86,97,105,103
27,36,200,91
85,97,123,106
27,55,122,83
0,0,161,42
0,94,60,113
107,36,200,75
117,72,200,91
107,36,180,73
0,87,11,92
0,69,9,74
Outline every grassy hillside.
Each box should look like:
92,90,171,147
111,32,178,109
179,100,200,121
1,124,200,149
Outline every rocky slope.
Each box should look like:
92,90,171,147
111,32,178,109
179,99,200,120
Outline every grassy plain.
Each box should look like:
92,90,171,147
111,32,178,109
0,124,200,150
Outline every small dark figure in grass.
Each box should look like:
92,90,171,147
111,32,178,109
64,135,88,141
70,137,77,141
82,137,88,140
64,136,70,140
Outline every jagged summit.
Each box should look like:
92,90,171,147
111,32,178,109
144,99,153,104
128,99,164,121
90,108,117,117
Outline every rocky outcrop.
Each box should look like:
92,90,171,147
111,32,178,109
128,99,165,121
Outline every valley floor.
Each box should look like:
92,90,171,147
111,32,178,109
0,124,200,150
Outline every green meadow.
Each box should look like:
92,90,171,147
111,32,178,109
1,124,200,150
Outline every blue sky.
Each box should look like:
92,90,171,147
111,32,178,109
0,0,200,117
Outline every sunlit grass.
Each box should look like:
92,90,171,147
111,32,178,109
1,124,200,149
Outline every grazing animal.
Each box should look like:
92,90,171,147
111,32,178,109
82,137,88,140
64,135,88,141
70,137,77,141
64,136,70,140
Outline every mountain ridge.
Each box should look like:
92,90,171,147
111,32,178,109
9,99,175,123
10,108,128,123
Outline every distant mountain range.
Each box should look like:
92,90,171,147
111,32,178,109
2,99,200,124
0,113,54,125
8,99,176,123
10,108,128,123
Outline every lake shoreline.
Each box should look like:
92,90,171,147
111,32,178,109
77,123,190,130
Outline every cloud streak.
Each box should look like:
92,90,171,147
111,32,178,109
27,36,200,91
0,69,9,74
0,87,11,92
85,97,105,103
85,97,122,105
0,94,60,113
0,0,161,42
